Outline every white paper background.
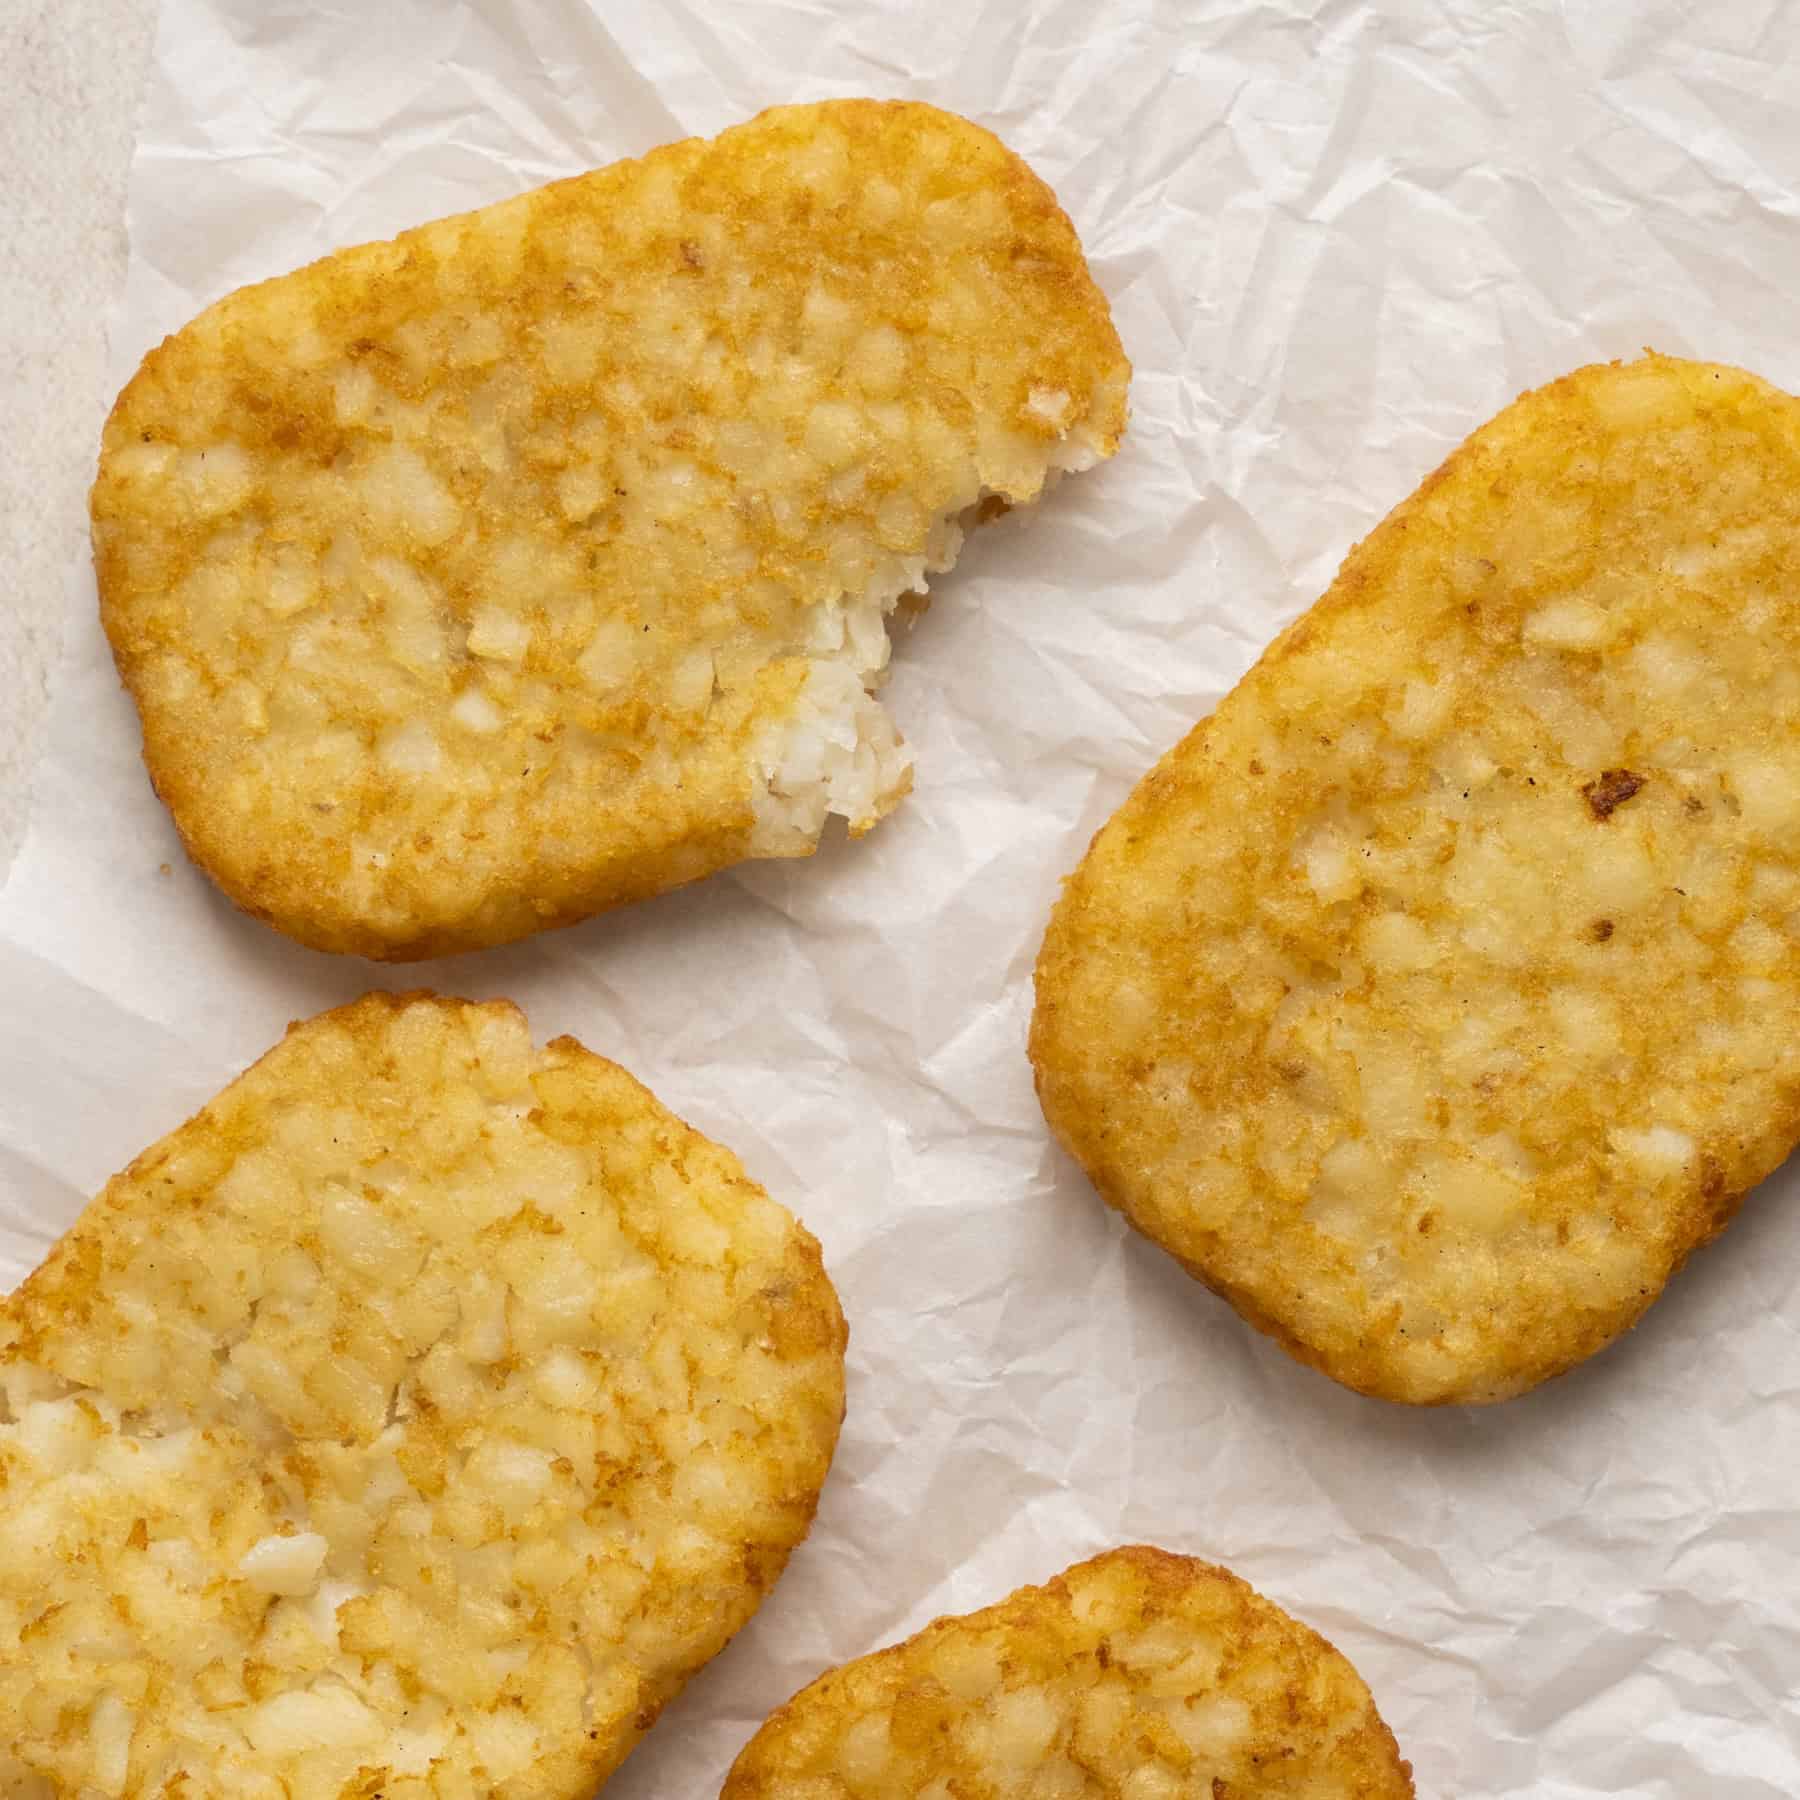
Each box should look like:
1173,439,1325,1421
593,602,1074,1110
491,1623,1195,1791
6,1,1800,1793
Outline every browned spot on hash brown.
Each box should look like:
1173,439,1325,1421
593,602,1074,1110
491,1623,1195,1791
1582,767,1645,820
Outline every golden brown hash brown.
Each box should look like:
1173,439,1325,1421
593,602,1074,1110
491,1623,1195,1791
721,1545,1414,1798
0,993,847,1799
1033,355,1800,1404
92,100,1130,960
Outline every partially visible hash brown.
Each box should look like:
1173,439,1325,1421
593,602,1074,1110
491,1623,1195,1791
0,993,846,1799
92,100,1129,959
721,1545,1414,1798
1033,355,1800,1404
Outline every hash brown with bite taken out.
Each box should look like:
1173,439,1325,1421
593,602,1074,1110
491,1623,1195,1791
0,992,846,1799
92,99,1129,959
1033,354,1800,1404
720,1545,1414,1798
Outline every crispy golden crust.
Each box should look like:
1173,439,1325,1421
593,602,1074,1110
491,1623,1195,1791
1033,355,1800,1405
92,99,1129,960
0,993,846,1799
721,1546,1414,1798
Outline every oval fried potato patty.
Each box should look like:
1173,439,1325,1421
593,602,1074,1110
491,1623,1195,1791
0,993,846,1798
92,99,1129,959
1034,355,1800,1404
721,1545,1414,1798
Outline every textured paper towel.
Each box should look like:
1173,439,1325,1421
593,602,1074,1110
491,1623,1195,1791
6,1,1800,1794
0,0,156,877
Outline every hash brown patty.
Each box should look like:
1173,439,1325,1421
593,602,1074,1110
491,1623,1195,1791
92,100,1128,959
721,1546,1413,1798
1,993,846,1798
1034,355,1800,1404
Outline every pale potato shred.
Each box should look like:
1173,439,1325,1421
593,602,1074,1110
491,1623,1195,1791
1034,356,1800,1404
0,995,846,1798
721,1547,1414,1799
92,100,1128,959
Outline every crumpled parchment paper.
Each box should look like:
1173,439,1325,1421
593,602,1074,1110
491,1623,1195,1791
6,2,1800,1793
